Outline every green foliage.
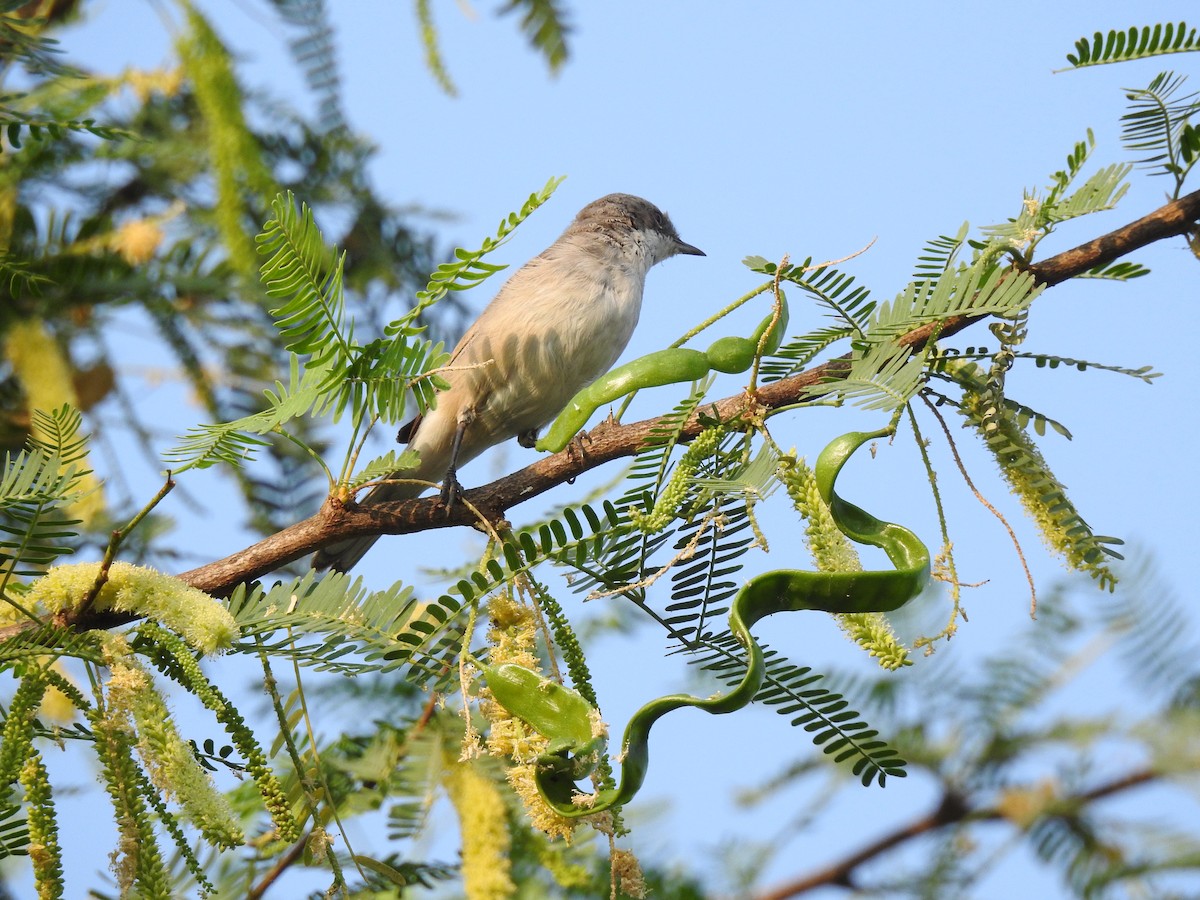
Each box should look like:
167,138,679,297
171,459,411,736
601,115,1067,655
746,255,875,344
259,192,351,370
227,571,466,687
0,2,78,78
1,113,127,150
732,570,1200,896
403,174,566,325
168,193,451,479
805,337,928,411
267,0,347,131
177,1,279,278
0,0,129,152
1065,21,1200,68
0,405,90,580
1121,71,1200,195
500,0,572,72
695,634,907,786
979,139,1130,250
1078,259,1150,280
414,0,458,96
0,796,29,863
1,5,1196,897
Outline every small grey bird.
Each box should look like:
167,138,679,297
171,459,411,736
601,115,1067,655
314,193,704,571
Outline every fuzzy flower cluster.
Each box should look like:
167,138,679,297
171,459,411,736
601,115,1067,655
105,658,243,848
778,453,910,669
479,596,579,841
629,425,727,534
442,750,516,900
28,561,236,655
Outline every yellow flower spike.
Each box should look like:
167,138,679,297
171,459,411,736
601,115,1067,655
27,561,236,655
610,848,647,899
442,753,516,900
3,320,105,527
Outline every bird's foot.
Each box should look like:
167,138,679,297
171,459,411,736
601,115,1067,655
439,469,464,512
566,430,591,462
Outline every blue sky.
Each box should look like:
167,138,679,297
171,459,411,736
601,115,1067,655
35,1,1200,896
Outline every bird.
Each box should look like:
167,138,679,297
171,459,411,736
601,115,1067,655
313,193,704,571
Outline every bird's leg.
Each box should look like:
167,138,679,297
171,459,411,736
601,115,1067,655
441,410,474,510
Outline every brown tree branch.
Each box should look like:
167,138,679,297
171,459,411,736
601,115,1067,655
753,769,1159,900
2,189,1197,640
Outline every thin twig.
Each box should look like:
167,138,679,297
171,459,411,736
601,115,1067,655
76,472,175,618
920,395,1037,617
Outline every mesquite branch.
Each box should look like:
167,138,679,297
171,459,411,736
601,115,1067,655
753,769,1159,900
3,188,1197,639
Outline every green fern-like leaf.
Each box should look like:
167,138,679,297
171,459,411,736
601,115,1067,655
228,572,465,688
258,191,352,369
1065,22,1200,68
399,175,565,329
413,0,457,96
977,134,1131,254
0,625,106,668
760,324,855,382
498,0,571,73
163,356,325,471
746,257,875,338
665,503,756,642
270,0,348,131
0,799,29,862
347,448,423,491
912,224,970,283
869,264,1044,341
341,331,449,427
1046,129,1099,205
805,339,927,412
931,348,1160,383
570,381,715,601
1121,71,1200,187
1045,163,1132,223
384,724,449,840
1020,352,1160,382
0,7,81,79
0,406,91,577
0,251,51,295
689,443,783,509
1096,554,1200,697
1,112,128,150
688,633,907,787
1003,397,1073,440
1078,260,1150,280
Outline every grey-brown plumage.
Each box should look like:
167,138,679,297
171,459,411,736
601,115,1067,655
314,194,703,571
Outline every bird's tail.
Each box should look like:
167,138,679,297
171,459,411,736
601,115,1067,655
311,478,428,572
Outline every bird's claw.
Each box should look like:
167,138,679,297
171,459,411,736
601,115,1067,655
440,469,464,513
566,430,591,462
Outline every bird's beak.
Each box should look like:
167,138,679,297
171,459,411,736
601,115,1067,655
675,239,705,257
